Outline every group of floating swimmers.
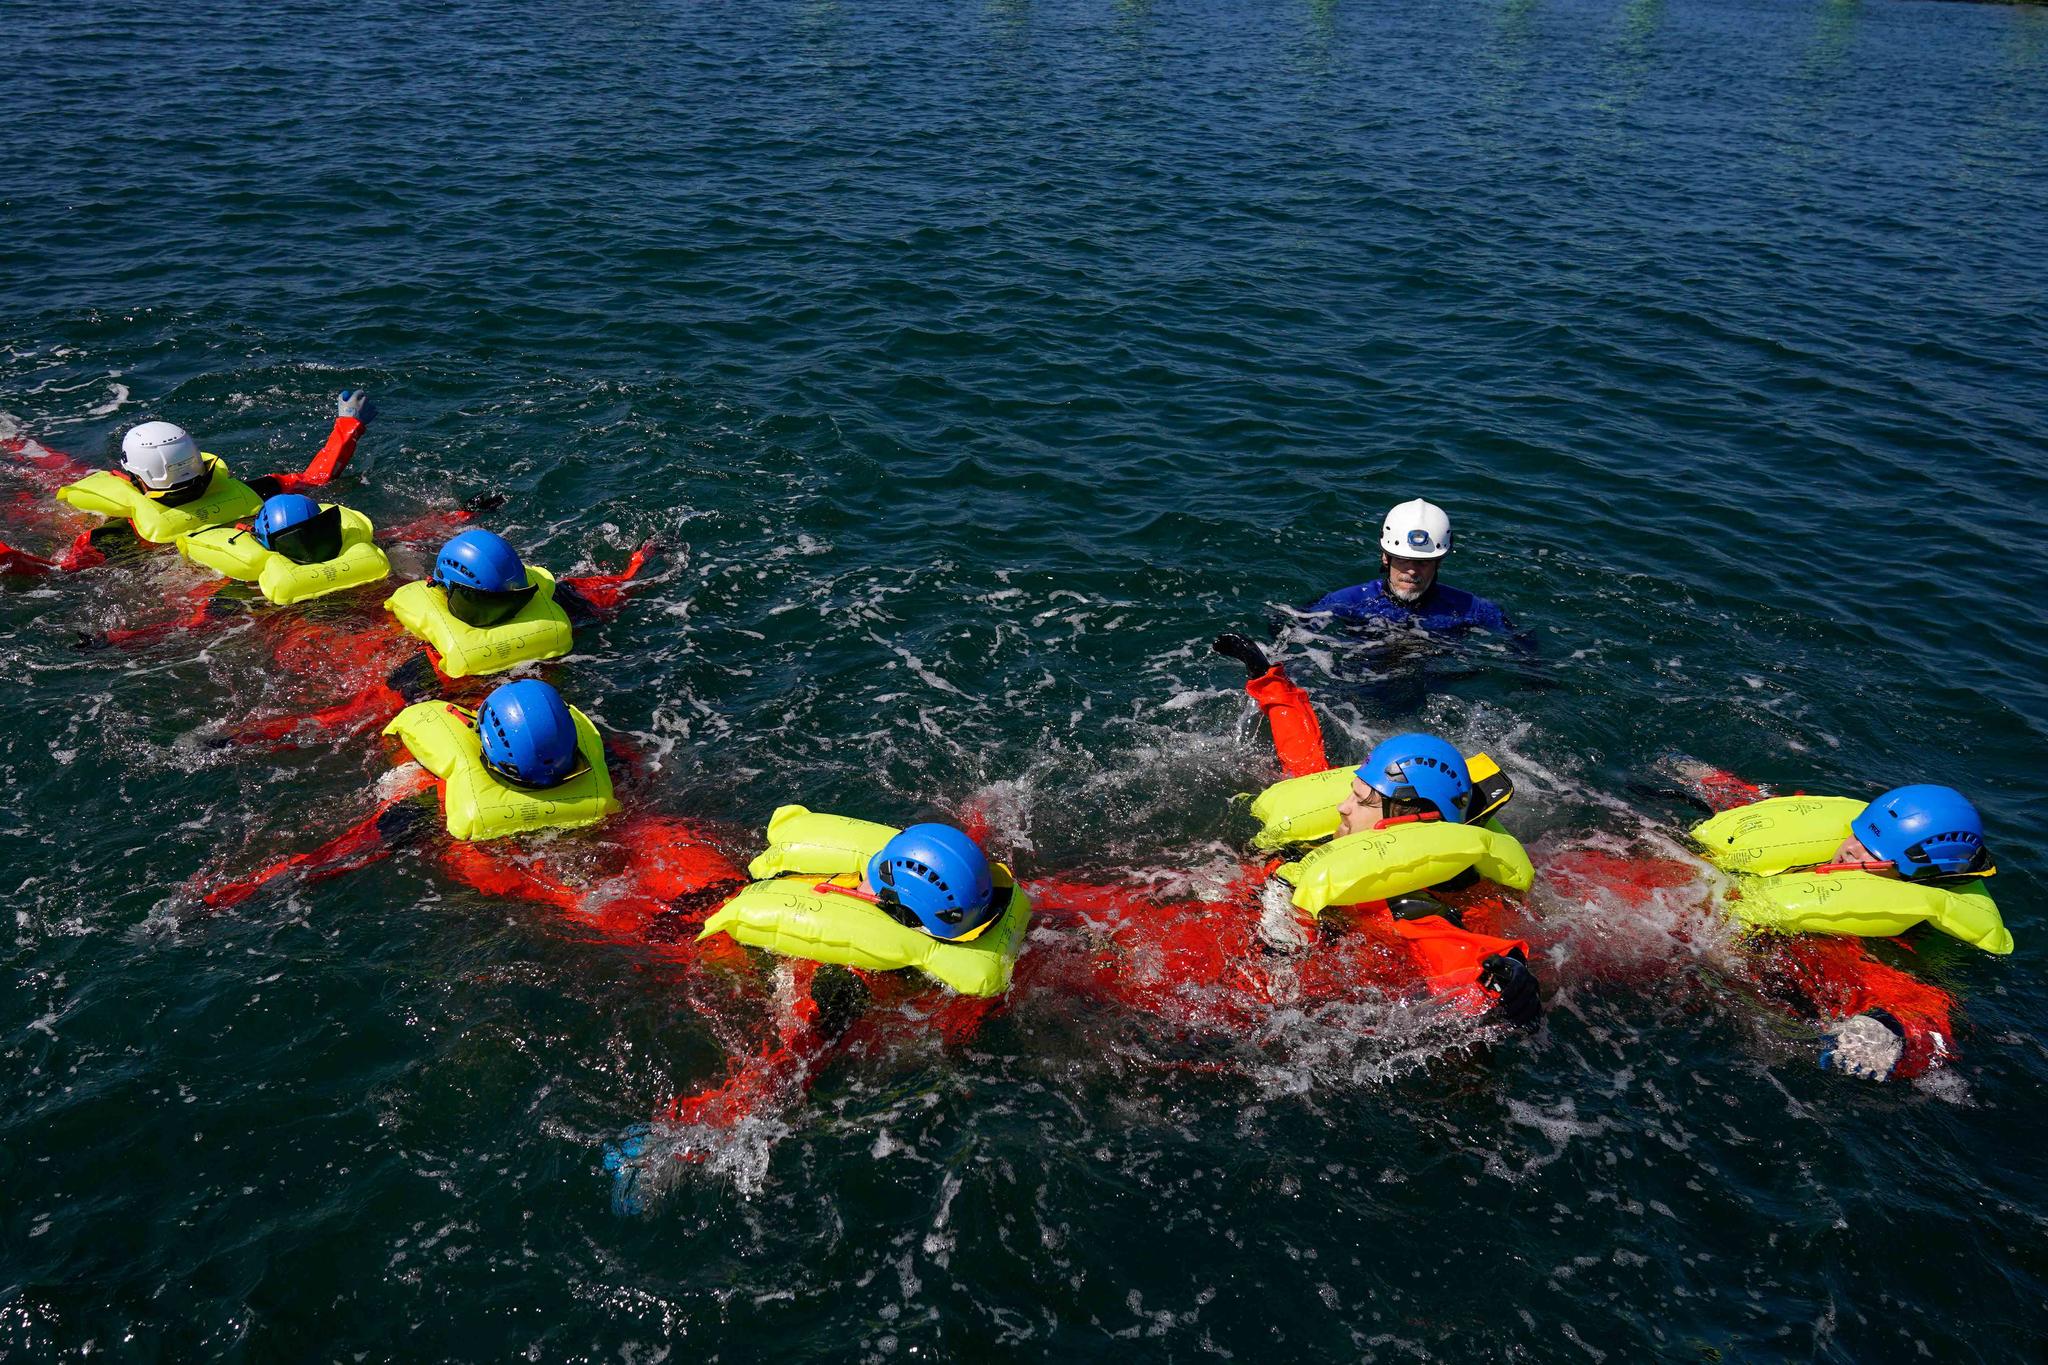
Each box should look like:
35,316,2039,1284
1,393,2015,1209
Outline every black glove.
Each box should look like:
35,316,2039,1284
1212,632,1271,678
1479,952,1541,1026
374,801,431,847
1387,892,1462,927
385,653,441,705
809,964,874,1041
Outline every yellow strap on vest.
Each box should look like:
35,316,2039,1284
177,506,390,604
383,568,574,678
1733,871,2013,955
1690,796,1868,875
1248,767,1354,851
56,456,263,543
381,699,618,842
702,805,1032,995
1277,817,1534,915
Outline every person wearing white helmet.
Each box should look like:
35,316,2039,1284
1305,497,1512,634
0,390,374,575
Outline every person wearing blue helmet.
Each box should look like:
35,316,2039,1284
620,807,1028,1210
378,526,657,682
1017,632,1544,1028
475,678,584,788
1839,784,1991,880
251,494,344,563
211,524,658,748
1550,763,2008,1083
1341,733,1476,834
864,823,1007,940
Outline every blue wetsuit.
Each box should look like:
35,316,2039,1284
1305,578,1513,634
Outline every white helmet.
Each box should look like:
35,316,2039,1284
1380,498,1452,560
120,421,203,491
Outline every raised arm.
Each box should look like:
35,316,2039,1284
246,391,375,498
1214,633,1330,778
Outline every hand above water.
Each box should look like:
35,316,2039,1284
1212,631,1271,678
337,388,377,423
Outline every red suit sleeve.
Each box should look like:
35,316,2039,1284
261,416,365,494
1245,665,1330,778
197,768,436,911
559,539,658,614
104,580,227,647
0,528,109,576
1684,765,1770,814
1758,936,1957,1078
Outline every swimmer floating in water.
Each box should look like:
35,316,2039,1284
218,527,656,748
1550,765,2009,1082
1018,631,1542,1046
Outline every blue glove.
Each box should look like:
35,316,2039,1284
1819,1013,1903,1082
337,389,376,422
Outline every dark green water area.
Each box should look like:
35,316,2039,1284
5,0,2047,1358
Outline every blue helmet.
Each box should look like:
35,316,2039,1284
475,679,580,788
433,529,527,594
1855,785,1986,878
253,494,322,547
1358,733,1472,823
866,823,999,940
252,494,342,564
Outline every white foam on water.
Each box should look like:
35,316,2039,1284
85,383,129,418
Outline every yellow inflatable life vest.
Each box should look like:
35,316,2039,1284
1249,753,1515,852
1690,796,1870,875
175,505,390,604
1249,766,1354,850
1693,794,2012,954
56,456,263,544
698,805,1032,997
1275,817,1535,915
1731,870,2012,955
381,699,618,842
384,570,574,679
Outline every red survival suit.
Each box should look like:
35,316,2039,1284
192,720,992,1154
1544,768,1960,1079
216,542,656,749
1019,665,1535,1034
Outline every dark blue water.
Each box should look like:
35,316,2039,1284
5,0,2048,1358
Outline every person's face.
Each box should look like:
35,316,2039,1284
1336,777,1387,837
1382,552,1439,602
1832,834,1896,875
